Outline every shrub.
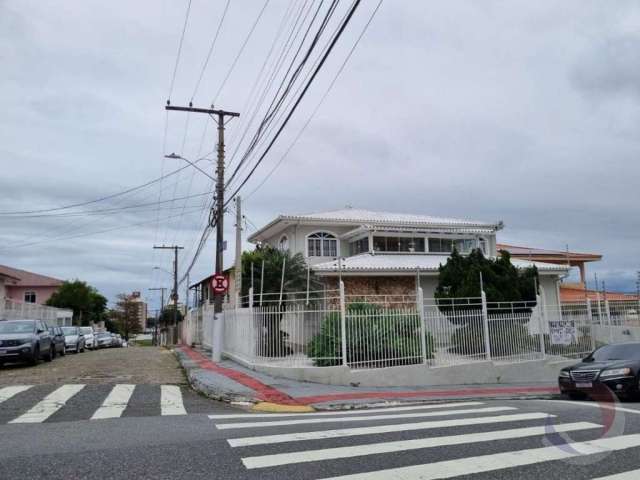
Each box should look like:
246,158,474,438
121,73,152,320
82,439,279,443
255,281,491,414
307,303,436,367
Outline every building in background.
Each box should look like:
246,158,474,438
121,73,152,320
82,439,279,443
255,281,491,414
0,264,64,305
128,291,148,331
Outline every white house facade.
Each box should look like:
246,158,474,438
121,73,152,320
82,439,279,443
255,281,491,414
247,208,569,306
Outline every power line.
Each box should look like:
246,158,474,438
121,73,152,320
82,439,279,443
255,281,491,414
190,0,231,102
246,0,383,200
224,0,363,205
211,0,271,105
168,0,193,100
0,159,212,216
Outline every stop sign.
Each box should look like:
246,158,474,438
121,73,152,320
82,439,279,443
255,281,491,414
211,274,229,294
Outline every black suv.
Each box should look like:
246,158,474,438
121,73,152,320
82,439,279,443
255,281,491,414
0,319,53,365
559,342,640,400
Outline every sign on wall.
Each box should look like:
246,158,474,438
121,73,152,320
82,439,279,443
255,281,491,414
549,320,578,345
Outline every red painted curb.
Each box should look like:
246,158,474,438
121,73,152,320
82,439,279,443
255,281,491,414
295,386,560,405
178,346,301,405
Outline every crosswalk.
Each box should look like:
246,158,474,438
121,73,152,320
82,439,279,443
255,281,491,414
209,401,640,479
0,383,192,424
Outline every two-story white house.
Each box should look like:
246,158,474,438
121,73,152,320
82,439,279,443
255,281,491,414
247,208,569,306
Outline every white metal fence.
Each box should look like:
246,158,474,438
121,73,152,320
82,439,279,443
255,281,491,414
182,284,635,371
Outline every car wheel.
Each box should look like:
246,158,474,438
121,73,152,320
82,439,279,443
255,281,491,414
49,345,56,361
30,345,40,365
60,346,66,356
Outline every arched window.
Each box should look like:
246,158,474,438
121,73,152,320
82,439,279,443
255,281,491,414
278,235,289,251
307,232,338,257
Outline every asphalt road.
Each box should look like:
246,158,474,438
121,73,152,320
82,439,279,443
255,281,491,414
3,392,640,479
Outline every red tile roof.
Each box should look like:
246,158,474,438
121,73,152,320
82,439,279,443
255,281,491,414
0,264,63,287
560,285,638,302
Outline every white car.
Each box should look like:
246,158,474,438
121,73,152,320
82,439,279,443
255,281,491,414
79,327,97,349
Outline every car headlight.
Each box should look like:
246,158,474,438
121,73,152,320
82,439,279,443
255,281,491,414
559,371,570,378
600,368,632,377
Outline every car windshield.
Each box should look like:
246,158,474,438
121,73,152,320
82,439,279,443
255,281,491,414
586,344,640,362
80,327,93,334
98,333,110,338
61,327,79,335
0,321,35,334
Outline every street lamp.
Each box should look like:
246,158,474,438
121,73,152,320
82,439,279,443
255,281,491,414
164,153,215,182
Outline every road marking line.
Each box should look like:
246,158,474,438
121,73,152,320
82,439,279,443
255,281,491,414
160,385,186,416
9,384,85,424
227,412,554,447
242,421,601,469
319,433,640,480
592,469,640,479
216,406,516,430
209,401,485,419
0,385,32,404
91,384,135,420
541,399,640,416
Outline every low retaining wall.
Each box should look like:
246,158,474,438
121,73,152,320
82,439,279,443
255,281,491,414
224,353,576,387
593,325,640,344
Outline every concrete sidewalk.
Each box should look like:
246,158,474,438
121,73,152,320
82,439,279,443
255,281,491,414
175,345,561,411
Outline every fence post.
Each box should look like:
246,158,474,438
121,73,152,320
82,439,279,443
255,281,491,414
248,287,254,312
417,287,428,364
536,294,546,359
586,299,596,351
605,300,613,344
481,290,492,361
339,280,348,367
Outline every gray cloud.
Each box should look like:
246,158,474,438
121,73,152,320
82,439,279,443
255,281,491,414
1,0,639,311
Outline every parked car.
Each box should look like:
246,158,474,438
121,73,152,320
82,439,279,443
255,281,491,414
96,332,113,348
48,326,66,358
79,326,97,349
0,319,53,365
61,326,85,354
559,342,640,400
111,334,123,348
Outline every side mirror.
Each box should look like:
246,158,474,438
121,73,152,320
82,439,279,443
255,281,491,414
37,328,45,334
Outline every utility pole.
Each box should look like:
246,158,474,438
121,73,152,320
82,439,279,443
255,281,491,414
234,196,242,305
148,287,167,346
153,245,184,343
165,103,239,315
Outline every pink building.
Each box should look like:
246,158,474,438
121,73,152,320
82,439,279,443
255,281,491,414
0,264,63,305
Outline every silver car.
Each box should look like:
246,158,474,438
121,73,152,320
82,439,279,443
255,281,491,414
61,326,85,353
79,326,97,349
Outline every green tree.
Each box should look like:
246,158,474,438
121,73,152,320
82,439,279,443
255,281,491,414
240,245,322,356
46,280,108,326
159,306,183,326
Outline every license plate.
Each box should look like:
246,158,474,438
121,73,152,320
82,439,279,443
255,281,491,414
575,382,593,389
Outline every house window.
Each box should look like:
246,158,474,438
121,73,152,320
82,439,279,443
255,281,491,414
372,236,425,253
428,237,477,254
307,232,337,257
24,291,36,303
278,235,289,251
350,237,369,255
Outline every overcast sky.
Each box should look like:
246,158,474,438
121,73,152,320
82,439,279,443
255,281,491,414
1,0,639,310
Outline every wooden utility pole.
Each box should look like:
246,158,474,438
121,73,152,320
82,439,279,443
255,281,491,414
153,245,184,340
234,196,242,304
165,104,239,315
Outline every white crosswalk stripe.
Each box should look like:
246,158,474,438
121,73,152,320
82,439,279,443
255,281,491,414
241,422,601,469
0,384,189,423
214,401,640,479
160,385,187,416
91,384,136,420
208,401,485,419
226,412,555,447
318,434,640,480
0,385,32,404
216,406,517,430
9,384,85,424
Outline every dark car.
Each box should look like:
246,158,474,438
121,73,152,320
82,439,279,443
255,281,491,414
0,319,54,365
559,342,640,400
48,326,66,358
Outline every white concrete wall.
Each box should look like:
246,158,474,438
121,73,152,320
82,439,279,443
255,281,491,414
227,355,575,387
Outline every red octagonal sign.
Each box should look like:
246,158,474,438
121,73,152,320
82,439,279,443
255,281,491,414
211,274,229,294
